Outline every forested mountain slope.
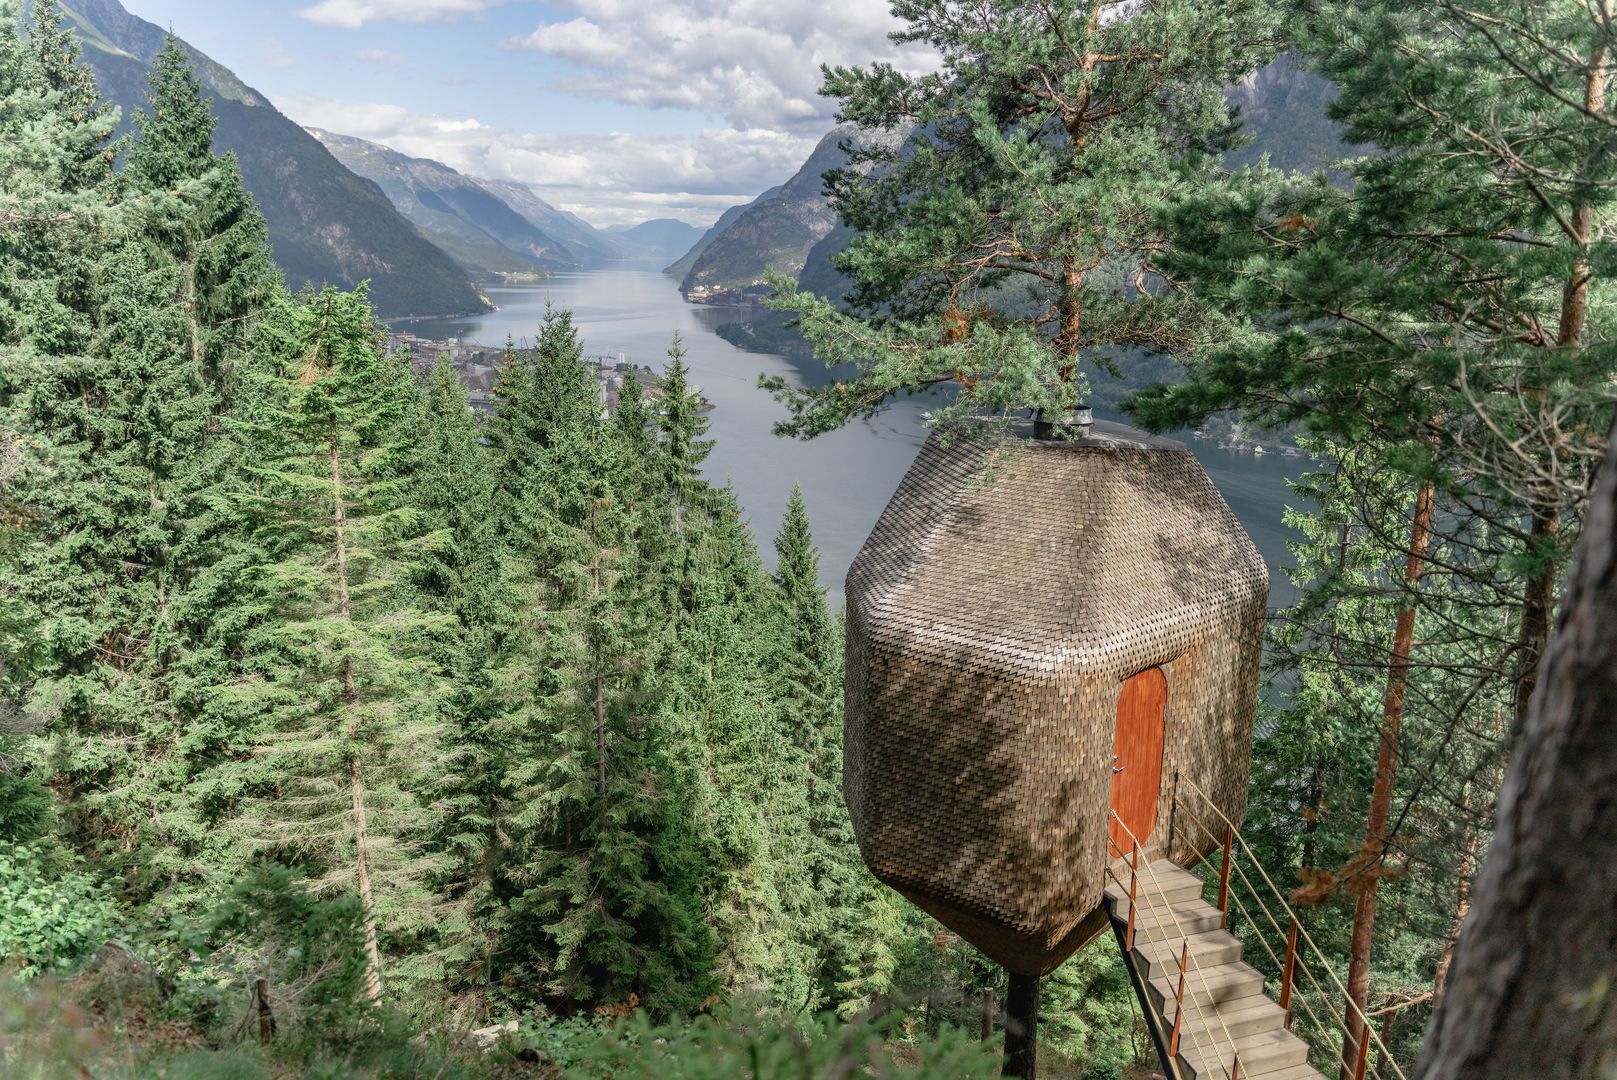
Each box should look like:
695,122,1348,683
664,184,782,280
674,126,860,296
52,0,489,318
309,128,579,278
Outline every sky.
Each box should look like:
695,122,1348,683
118,0,936,227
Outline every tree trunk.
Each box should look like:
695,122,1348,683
1416,419,1617,1078
350,755,384,1006
255,977,276,1044
1341,480,1435,1079
1510,36,1607,733
1004,971,1039,1079
1513,510,1561,733
331,429,381,1004
594,664,607,799
1431,786,1479,1007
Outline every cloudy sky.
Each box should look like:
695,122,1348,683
121,0,933,227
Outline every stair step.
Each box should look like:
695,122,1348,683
1179,1026,1312,1079
1178,996,1289,1042
1124,896,1228,940
1133,929,1243,980
1228,1066,1327,1080
1149,961,1266,1014
1105,863,1205,909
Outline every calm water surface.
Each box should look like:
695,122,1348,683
407,269,1311,608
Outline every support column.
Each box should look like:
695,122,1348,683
1004,971,1040,1079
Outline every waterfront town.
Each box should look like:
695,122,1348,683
385,330,713,417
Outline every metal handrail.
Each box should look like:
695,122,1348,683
1101,855,1187,1080
1107,810,1246,1080
1176,776,1409,1080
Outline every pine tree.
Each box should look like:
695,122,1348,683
764,0,1280,436
1128,3,1616,1066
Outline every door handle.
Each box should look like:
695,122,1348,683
1112,755,1125,775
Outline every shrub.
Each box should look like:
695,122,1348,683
0,845,114,979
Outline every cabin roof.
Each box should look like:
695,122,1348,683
846,423,1269,680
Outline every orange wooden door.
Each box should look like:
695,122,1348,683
1108,667,1167,855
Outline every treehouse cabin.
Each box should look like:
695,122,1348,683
843,419,1268,977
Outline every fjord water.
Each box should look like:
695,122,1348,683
406,268,1310,607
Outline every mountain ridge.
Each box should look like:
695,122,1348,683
53,0,490,318
308,128,580,280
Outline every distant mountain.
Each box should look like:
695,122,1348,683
473,179,626,267
610,219,703,262
663,185,782,280
52,0,488,318
308,130,578,279
676,126,861,297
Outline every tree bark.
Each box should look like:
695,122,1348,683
1417,419,1617,1078
1510,36,1607,733
255,977,276,1044
1341,480,1435,1079
1431,785,1479,1007
350,755,384,1006
331,428,381,1004
1004,971,1040,1079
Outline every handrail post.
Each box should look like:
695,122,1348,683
1169,939,1189,1058
1231,1053,1241,1080
1217,823,1234,928
1352,1020,1372,1080
1280,918,1298,1030
1126,841,1140,952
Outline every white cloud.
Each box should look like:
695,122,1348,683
356,47,406,65
279,94,817,227
297,0,506,29
504,0,937,132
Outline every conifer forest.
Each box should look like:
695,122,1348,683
1,1,1614,1078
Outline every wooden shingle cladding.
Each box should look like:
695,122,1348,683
844,421,1268,976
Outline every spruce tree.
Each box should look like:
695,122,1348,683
655,333,714,527
499,394,717,1014
767,487,892,1011
124,35,273,386
0,5,251,911
216,287,453,1004
491,309,596,483
404,359,518,1009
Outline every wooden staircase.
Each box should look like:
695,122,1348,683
1105,859,1326,1080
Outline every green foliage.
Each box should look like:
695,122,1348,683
0,763,51,842
0,845,114,978
543,1003,1002,1078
